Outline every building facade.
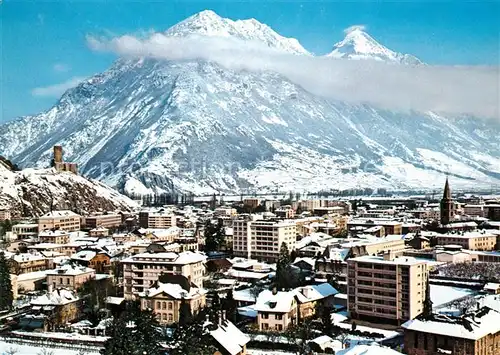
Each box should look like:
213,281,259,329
121,251,206,299
233,219,297,262
139,211,177,228
347,254,428,325
38,210,81,232
85,214,122,229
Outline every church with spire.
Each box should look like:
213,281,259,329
440,177,454,225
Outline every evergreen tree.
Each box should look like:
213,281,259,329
101,313,135,355
204,220,225,252
101,301,162,355
135,308,163,355
421,275,433,319
320,305,333,336
223,289,237,323
290,249,298,263
209,292,221,324
169,308,217,355
275,242,292,290
178,297,192,327
0,251,13,311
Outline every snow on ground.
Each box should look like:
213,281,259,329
430,285,476,308
0,340,100,355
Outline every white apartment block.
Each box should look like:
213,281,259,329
84,213,122,229
121,251,206,299
0,209,11,221
348,254,428,325
139,211,177,229
233,218,297,262
38,210,81,232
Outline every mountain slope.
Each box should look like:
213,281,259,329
327,27,423,65
0,159,138,217
0,12,498,195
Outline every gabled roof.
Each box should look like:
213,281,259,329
254,290,296,313
209,320,250,355
31,288,79,306
294,283,338,304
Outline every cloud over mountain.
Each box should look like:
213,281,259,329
86,33,499,120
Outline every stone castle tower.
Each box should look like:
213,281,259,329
440,177,454,225
52,145,78,175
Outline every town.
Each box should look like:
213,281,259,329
0,166,499,355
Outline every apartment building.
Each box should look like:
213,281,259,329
38,230,70,244
233,219,297,262
0,209,11,221
121,251,206,299
84,213,122,229
8,253,48,275
435,231,497,251
46,264,95,290
214,207,238,217
38,210,81,232
139,210,177,228
347,254,428,325
12,223,38,239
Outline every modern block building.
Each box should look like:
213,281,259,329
232,218,297,261
38,210,81,232
84,213,122,229
139,210,177,229
121,251,206,299
347,254,428,325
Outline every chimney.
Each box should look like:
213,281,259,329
272,286,278,295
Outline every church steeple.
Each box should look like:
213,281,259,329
443,177,451,199
440,177,454,225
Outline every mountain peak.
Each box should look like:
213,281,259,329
166,10,310,55
327,27,423,65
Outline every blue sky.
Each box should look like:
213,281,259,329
1,0,499,122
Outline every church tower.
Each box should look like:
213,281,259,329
440,177,453,225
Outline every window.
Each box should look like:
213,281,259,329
168,314,173,322
168,302,173,310
156,301,161,310
275,314,283,320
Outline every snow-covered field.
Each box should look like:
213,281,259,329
430,285,476,308
0,341,100,355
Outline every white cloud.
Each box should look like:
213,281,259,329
86,33,500,120
344,24,366,34
32,76,86,97
53,63,71,72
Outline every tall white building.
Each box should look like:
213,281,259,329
233,217,297,261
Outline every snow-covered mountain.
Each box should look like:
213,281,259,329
0,11,499,196
0,159,138,217
327,27,423,65
166,10,309,55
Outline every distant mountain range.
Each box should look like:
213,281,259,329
1,10,499,196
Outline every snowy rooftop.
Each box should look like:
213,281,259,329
39,210,80,218
71,250,98,261
403,307,500,340
45,264,95,276
140,282,205,299
294,283,338,303
122,251,206,264
31,289,79,306
209,319,250,355
254,290,296,313
349,255,427,266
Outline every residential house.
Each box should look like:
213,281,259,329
21,288,80,331
139,276,206,325
254,290,298,332
46,264,96,290
294,283,338,319
71,249,111,274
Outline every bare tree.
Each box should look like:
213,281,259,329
5,347,18,355
37,349,55,355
